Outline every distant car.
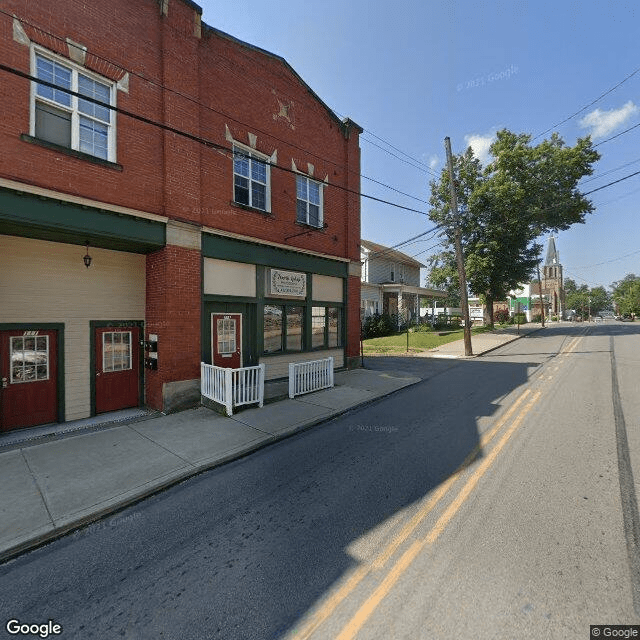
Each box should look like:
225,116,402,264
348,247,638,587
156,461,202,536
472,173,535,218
620,314,634,322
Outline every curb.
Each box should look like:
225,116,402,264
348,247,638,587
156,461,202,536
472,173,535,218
1,375,422,564
468,326,545,357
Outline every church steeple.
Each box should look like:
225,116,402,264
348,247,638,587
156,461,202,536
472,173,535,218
545,235,560,267
542,236,564,318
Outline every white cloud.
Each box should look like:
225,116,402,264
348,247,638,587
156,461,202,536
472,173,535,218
427,154,439,170
463,132,495,165
579,100,638,139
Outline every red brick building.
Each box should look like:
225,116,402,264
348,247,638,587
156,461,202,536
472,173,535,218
0,0,362,431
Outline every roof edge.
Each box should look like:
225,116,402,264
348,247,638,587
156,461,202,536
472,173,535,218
201,23,359,134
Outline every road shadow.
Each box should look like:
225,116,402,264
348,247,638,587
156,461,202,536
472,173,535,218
1,355,542,639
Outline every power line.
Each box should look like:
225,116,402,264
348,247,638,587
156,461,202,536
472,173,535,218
581,156,640,184
1,9,432,210
0,62,435,217
569,248,640,270
331,107,440,179
593,121,640,147
591,184,640,208
583,169,640,195
410,239,447,259
361,137,434,175
532,64,640,141
364,226,442,260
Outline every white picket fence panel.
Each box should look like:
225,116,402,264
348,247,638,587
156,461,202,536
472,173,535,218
201,362,265,416
288,357,334,398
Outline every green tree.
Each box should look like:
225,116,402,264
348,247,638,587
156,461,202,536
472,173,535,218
565,279,611,318
427,130,600,325
612,274,640,316
564,278,589,315
588,286,611,316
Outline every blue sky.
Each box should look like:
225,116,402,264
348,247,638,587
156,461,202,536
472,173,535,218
199,0,639,291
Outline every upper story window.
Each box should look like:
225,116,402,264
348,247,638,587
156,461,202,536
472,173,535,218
296,175,323,228
233,144,270,211
31,48,116,162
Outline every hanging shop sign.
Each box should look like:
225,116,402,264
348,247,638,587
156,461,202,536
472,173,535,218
268,269,306,297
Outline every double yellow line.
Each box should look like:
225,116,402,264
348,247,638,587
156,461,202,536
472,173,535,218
294,387,542,640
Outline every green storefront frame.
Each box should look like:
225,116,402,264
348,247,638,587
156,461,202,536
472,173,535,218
202,233,348,371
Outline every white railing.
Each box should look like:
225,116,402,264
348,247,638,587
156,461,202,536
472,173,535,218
201,362,265,416
289,357,334,398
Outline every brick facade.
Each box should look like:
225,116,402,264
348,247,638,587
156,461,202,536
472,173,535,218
0,0,361,422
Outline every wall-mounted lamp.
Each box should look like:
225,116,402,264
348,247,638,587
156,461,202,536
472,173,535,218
83,242,92,268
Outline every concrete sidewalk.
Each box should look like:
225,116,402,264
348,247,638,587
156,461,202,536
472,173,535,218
0,324,542,562
0,368,422,562
420,323,543,358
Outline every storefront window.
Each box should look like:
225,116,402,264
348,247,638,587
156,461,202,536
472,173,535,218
263,305,283,353
286,307,304,352
328,307,342,348
312,306,326,349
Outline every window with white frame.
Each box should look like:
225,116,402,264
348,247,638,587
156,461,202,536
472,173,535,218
10,336,49,383
296,175,323,228
31,48,116,161
102,331,132,372
233,145,270,211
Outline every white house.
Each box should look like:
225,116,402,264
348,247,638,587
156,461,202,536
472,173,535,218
360,240,446,325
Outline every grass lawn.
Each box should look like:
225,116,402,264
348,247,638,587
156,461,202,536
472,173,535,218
363,325,496,354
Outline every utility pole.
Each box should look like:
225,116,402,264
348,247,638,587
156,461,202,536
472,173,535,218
536,261,546,328
444,137,472,356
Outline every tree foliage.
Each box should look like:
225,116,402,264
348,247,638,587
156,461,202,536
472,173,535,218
427,130,600,324
612,274,640,316
565,278,612,317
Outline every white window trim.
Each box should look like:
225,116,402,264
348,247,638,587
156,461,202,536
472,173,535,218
102,331,133,372
232,142,272,213
295,173,324,228
29,44,117,162
10,335,49,384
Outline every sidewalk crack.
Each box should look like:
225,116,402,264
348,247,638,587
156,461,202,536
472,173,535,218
127,426,194,467
20,449,55,526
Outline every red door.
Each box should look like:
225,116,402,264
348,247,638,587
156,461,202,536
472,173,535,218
95,326,140,414
0,329,58,431
212,314,242,368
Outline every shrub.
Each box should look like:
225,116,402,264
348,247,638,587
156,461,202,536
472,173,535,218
494,308,510,324
531,313,542,323
362,313,396,339
432,314,462,330
512,312,527,324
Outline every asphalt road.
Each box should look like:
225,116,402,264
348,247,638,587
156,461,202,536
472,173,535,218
1,321,639,640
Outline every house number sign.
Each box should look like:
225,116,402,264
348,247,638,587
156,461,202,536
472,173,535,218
269,269,306,297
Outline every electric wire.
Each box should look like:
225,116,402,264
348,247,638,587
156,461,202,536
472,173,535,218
532,64,640,141
593,121,640,147
363,226,442,261
580,156,640,184
1,8,431,208
583,169,640,195
0,62,433,217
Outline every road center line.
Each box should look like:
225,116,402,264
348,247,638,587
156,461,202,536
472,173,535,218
293,388,532,640
336,391,542,640
372,388,531,569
